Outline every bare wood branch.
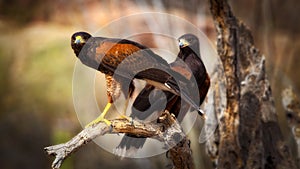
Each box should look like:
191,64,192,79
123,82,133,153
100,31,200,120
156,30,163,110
159,113,194,169
282,87,300,167
44,111,194,169
208,0,297,168
167,137,194,169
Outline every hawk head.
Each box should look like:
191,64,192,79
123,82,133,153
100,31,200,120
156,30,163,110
71,31,92,57
178,34,199,48
178,33,200,57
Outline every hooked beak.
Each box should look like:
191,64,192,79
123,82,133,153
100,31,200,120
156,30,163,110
75,36,84,44
178,39,189,48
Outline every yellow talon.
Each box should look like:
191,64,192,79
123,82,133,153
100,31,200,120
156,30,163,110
85,103,112,127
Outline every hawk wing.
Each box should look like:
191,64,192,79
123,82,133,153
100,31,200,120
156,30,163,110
90,39,201,111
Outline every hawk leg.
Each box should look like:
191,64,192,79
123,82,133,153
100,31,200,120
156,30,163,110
85,102,112,127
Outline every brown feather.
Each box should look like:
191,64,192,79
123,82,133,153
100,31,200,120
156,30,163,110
105,75,122,103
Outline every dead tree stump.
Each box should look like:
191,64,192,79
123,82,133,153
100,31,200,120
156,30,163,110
206,0,297,168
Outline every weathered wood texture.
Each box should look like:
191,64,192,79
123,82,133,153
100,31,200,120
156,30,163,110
44,111,194,169
282,87,300,167
207,0,297,168
167,136,194,169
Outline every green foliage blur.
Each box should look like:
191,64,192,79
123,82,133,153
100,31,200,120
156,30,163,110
0,22,76,168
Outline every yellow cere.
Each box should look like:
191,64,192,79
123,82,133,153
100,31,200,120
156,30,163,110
75,36,84,43
179,39,189,47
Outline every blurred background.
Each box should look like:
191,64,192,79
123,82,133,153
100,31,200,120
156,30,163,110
0,0,299,169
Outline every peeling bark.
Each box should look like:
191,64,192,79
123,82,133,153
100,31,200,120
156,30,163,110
282,87,300,167
208,0,297,168
44,111,194,169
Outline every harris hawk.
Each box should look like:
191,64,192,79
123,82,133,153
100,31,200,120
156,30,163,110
115,34,210,157
71,32,203,126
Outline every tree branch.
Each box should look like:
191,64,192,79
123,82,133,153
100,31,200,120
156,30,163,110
44,111,194,169
167,137,194,169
